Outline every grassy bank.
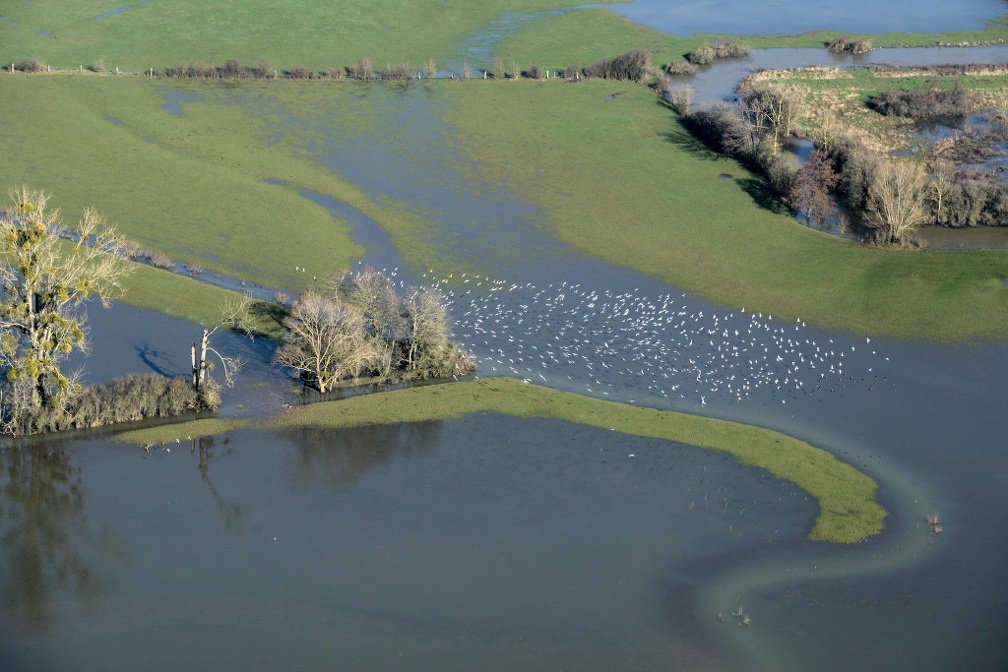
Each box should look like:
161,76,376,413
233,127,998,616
114,377,887,544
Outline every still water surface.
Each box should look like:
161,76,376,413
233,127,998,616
2,16,1008,672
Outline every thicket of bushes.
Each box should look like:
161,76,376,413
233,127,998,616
827,36,873,54
685,41,751,66
581,49,652,83
5,373,217,436
868,80,974,118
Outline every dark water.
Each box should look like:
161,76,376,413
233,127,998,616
3,29,1008,672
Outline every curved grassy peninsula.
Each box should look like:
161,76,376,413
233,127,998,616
115,377,886,543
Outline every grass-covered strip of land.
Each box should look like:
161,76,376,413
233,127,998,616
114,377,886,544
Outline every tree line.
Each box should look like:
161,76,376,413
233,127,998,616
0,187,474,436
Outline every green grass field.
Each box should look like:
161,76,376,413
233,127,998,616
4,72,1007,340
114,377,886,544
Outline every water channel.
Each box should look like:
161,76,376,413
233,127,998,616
2,7,1008,671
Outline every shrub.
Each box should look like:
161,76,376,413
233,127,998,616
829,134,882,211
255,59,274,79
686,45,716,65
564,64,581,82
527,63,542,80
664,60,698,76
166,59,216,78
582,49,652,83
324,66,344,80
492,56,505,80
827,36,873,54
91,57,106,73
507,60,521,80
423,58,437,79
350,57,373,80
15,57,47,73
146,250,174,269
3,373,213,436
287,65,315,80
713,41,751,58
460,60,472,80
667,84,693,116
384,62,413,80
868,80,974,118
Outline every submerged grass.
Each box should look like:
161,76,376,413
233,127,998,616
114,378,886,544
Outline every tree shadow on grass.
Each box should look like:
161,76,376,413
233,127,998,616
661,126,723,162
736,177,789,215
248,299,288,339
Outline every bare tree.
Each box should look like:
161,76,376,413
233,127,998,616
404,286,449,371
741,84,803,154
192,295,253,395
785,147,839,227
273,293,381,393
0,187,134,418
492,56,505,80
423,58,437,79
508,60,521,80
868,160,928,244
344,267,403,377
929,163,952,224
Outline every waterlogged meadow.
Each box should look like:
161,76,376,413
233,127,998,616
2,1,1008,670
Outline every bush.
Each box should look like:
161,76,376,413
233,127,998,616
166,59,216,78
582,49,652,83
324,66,344,80
664,60,698,76
384,62,414,80
492,56,505,80
15,57,47,73
287,65,315,80
350,57,373,80
686,45,716,65
91,57,106,73
868,80,974,118
507,60,521,80
827,36,873,54
666,84,693,116
712,41,751,59
527,63,542,80
829,134,882,211
564,64,581,82
3,373,213,436
423,58,437,79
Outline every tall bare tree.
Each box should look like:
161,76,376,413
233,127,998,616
0,187,133,416
343,267,403,377
405,286,449,371
273,293,381,393
192,295,253,395
868,160,928,244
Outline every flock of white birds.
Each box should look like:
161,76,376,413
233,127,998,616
389,267,891,408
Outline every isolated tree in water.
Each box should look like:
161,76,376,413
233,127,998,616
0,187,133,417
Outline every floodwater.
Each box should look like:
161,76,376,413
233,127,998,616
595,0,1006,37
3,17,1008,672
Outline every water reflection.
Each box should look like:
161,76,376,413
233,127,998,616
0,439,112,633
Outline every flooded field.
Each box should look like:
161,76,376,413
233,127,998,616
3,9,1008,671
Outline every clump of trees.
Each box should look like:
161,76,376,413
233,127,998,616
581,49,652,83
868,79,974,119
685,41,751,66
827,36,873,55
274,267,475,393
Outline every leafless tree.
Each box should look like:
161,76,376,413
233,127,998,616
273,293,382,393
868,160,928,244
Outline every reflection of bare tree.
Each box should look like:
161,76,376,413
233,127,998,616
283,421,443,490
0,438,106,631
191,435,245,529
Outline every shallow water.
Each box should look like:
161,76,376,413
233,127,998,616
3,28,1008,672
595,0,1006,37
